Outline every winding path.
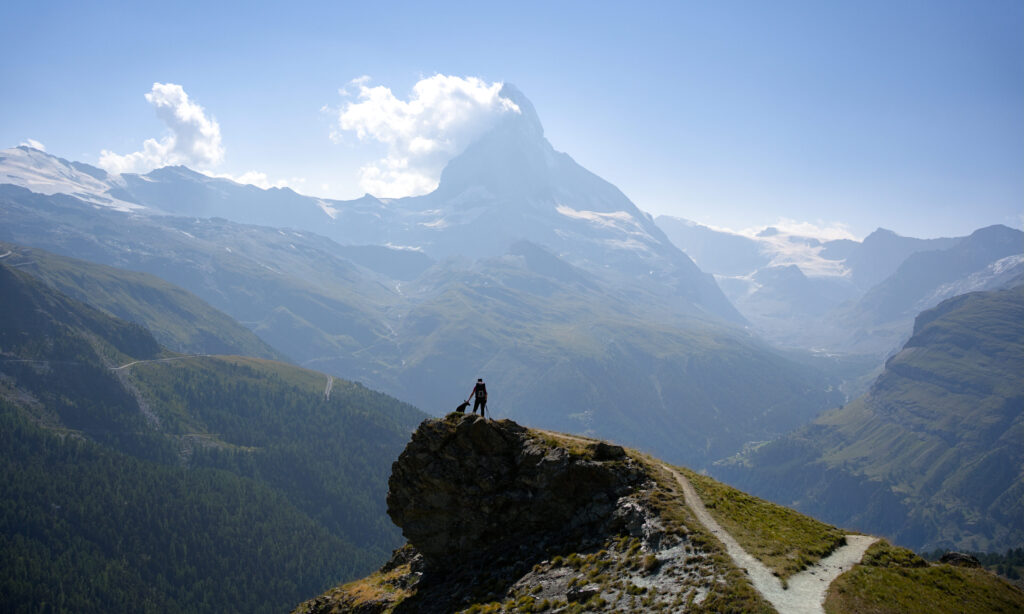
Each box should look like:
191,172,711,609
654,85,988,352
665,464,877,614
324,375,333,401
534,431,877,613
110,355,210,371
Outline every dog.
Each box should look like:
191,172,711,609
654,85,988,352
455,401,470,414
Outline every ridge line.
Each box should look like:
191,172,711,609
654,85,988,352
665,464,877,614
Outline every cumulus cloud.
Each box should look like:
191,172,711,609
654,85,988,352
19,138,46,151
99,83,224,174
333,74,520,197
204,170,305,191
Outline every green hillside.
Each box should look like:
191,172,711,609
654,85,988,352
715,286,1024,552
0,262,426,613
0,240,286,360
1,187,842,469
355,248,842,468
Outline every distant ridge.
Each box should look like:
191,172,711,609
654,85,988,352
716,285,1024,552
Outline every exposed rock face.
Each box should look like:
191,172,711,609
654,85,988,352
387,414,647,571
939,551,982,568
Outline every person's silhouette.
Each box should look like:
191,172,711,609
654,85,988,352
468,378,487,418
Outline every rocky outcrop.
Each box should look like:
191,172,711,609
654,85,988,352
939,551,982,568
387,414,647,571
296,415,769,613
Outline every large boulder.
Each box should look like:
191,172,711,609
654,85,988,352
386,414,646,571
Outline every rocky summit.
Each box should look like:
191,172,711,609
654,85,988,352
294,414,760,613
387,414,645,571
295,414,1024,614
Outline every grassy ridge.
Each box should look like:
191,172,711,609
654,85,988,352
825,541,1024,613
0,241,286,360
680,467,846,579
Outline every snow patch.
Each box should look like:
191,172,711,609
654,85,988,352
315,199,339,219
384,243,424,252
920,253,1024,307
556,204,649,237
757,232,850,278
419,217,449,229
0,147,144,212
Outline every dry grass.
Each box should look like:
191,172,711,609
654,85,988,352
305,563,413,613
528,428,601,458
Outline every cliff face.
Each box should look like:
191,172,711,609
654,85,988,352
295,414,765,614
387,415,646,571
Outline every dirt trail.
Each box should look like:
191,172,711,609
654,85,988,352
533,431,877,614
665,464,877,614
110,355,210,371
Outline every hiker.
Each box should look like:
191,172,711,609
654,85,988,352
468,378,487,418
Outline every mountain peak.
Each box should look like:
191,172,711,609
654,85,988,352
433,85,558,197
862,227,900,244
498,83,544,138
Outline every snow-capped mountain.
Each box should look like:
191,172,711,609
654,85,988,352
657,214,1022,357
0,146,141,211
0,85,739,323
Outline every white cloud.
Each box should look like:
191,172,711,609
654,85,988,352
333,74,520,197
19,138,46,151
204,170,305,191
99,83,224,174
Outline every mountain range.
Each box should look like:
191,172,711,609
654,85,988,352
0,85,853,468
657,216,1023,358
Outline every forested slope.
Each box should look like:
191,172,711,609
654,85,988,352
0,262,426,613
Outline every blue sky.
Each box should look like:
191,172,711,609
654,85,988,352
2,0,1021,239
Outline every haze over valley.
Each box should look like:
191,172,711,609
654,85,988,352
2,2,1022,612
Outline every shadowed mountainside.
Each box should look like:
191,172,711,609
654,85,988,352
715,285,1024,552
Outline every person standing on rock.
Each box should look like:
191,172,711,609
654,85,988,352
468,378,488,418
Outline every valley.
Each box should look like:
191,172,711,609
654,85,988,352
1,82,1021,613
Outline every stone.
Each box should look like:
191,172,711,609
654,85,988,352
591,441,626,460
939,551,982,568
386,415,647,571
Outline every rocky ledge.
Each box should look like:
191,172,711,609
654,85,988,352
294,414,729,614
295,415,1024,614
387,414,647,571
